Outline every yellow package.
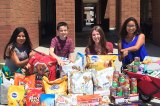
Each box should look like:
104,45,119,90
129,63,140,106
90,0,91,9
8,85,25,106
42,76,67,95
86,55,117,71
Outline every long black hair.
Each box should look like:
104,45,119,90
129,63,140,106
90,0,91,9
88,26,109,54
3,27,32,59
120,17,141,39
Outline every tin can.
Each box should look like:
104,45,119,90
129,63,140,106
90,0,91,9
113,71,119,82
132,65,139,73
131,78,137,94
134,57,140,66
124,75,130,88
110,86,117,96
112,81,118,88
119,74,125,84
123,87,130,99
117,87,123,96
127,65,132,71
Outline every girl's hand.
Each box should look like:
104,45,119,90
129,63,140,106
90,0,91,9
121,49,128,58
29,51,35,58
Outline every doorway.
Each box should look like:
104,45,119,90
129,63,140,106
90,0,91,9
40,0,56,47
140,0,152,40
75,0,108,47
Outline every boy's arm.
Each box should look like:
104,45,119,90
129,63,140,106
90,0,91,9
49,47,64,66
68,39,75,62
68,52,75,63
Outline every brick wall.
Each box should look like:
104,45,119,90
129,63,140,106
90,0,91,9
152,0,160,46
0,0,40,62
108,0,116,29
105,0,140,30
0,0,12,62
56,0,75,46
119,0,140,27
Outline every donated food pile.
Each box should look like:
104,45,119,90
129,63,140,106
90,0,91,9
0,53,160,105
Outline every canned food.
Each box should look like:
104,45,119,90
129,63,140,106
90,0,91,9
123,87,130,98
131,78,137,94
132,65,139,73
112,81,118,88
117,87,123,96
127,65,132,71
119,74,125,84
110,86,117,96
134,57,140,65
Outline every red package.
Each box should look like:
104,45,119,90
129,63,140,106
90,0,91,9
26,88,43,106
28,52,57,81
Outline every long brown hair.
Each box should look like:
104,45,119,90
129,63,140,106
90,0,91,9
87,26,109,54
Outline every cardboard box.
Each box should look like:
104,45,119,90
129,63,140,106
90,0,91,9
129,94,139,102
111,94,139,105
111,96,125,104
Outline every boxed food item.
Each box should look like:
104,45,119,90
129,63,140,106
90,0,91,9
26,88,43,106
40,94,55,106
111,94,139,105
77,94,102,105
111,96,125,104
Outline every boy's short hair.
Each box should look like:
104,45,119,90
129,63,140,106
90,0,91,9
57,22,69,30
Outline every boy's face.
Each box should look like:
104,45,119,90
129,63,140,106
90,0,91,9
57,26,68,39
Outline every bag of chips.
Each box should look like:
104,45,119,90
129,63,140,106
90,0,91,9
42,76,68,95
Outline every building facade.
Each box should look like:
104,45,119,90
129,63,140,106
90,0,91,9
0,0,159,62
